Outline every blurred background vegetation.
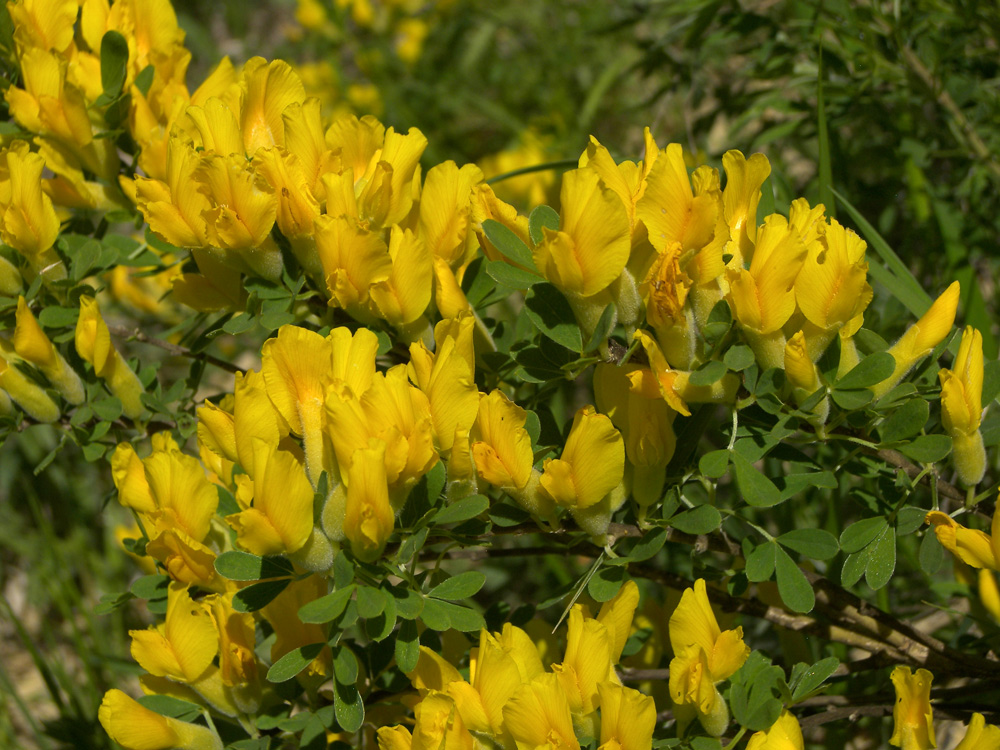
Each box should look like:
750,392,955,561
3,0,999,747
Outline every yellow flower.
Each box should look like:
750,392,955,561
636,142,717,259
447,629,525,738
596,681,656,750
141,442,219,544
419,160,484,269
794,216,872,359
890,666,935,749
260,325,340,484
503,673,581,750
594,362,676,514
640,245,697,369
725,215,807,369
721,150,771,268
411,691,475,750
135,137,214,249
925,506,999,571
596,579,641,664
407,317,480,455
552,606,616,730
129,583,218,684
13,296,84,404
0,143,61,266
939,326,985,486
145,529,219,590
539,405,625,538
533,167,631,299
631,331,738,416
74,296,144,418
98,688,222,750
955,713,1000,750
668,579,749,736
8,0,78,54
315,214,393,315
784,331,828,426
746,710,804,750
344,440,395,562
377,725,413,750
471,390,534,492
226,442,314,556
872,281,960,399
369,226,434,334
0,352,59,423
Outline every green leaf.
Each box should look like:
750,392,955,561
332,551,354,588
528,205,560,246
333,679,365,733
732,452,782,508
298,585,356,624
267,643,326,683
587,566,626,602
397,527,429,565
71,240,103,281
865,527,896,590
419,597,452,631
729,652,785,732
332,644,359,685
724,344,756,372
214,551,294,581
92,397,122,422
390,585,424,619
689,359,727,387
356,585,386,619
481,219,536,269
835,351,895,390
524,283,583,352
38,306,78,328
778,529,839,560
669,504,722,535
621,527,668,562
100,31,129,98
440,602,486,632
745,542,776,583
919,530,944,575
831,388,874,410
789,656,839,701
699,449,730,479
777,471,837,501
896,507,927,537
232,579,290,613
136,695,202,722
133,64,155,96
130,575,169,600
484,259,541,289
584,303,616,352
394,619,420,673
879,398,930,444
434,494,489,525
775,547,814,613
899,434,952,463
839,517,888,554
840,549,866,587
429,571,486,601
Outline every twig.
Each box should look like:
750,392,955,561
108,324,242,374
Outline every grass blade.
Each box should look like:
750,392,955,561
817,48,835,217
